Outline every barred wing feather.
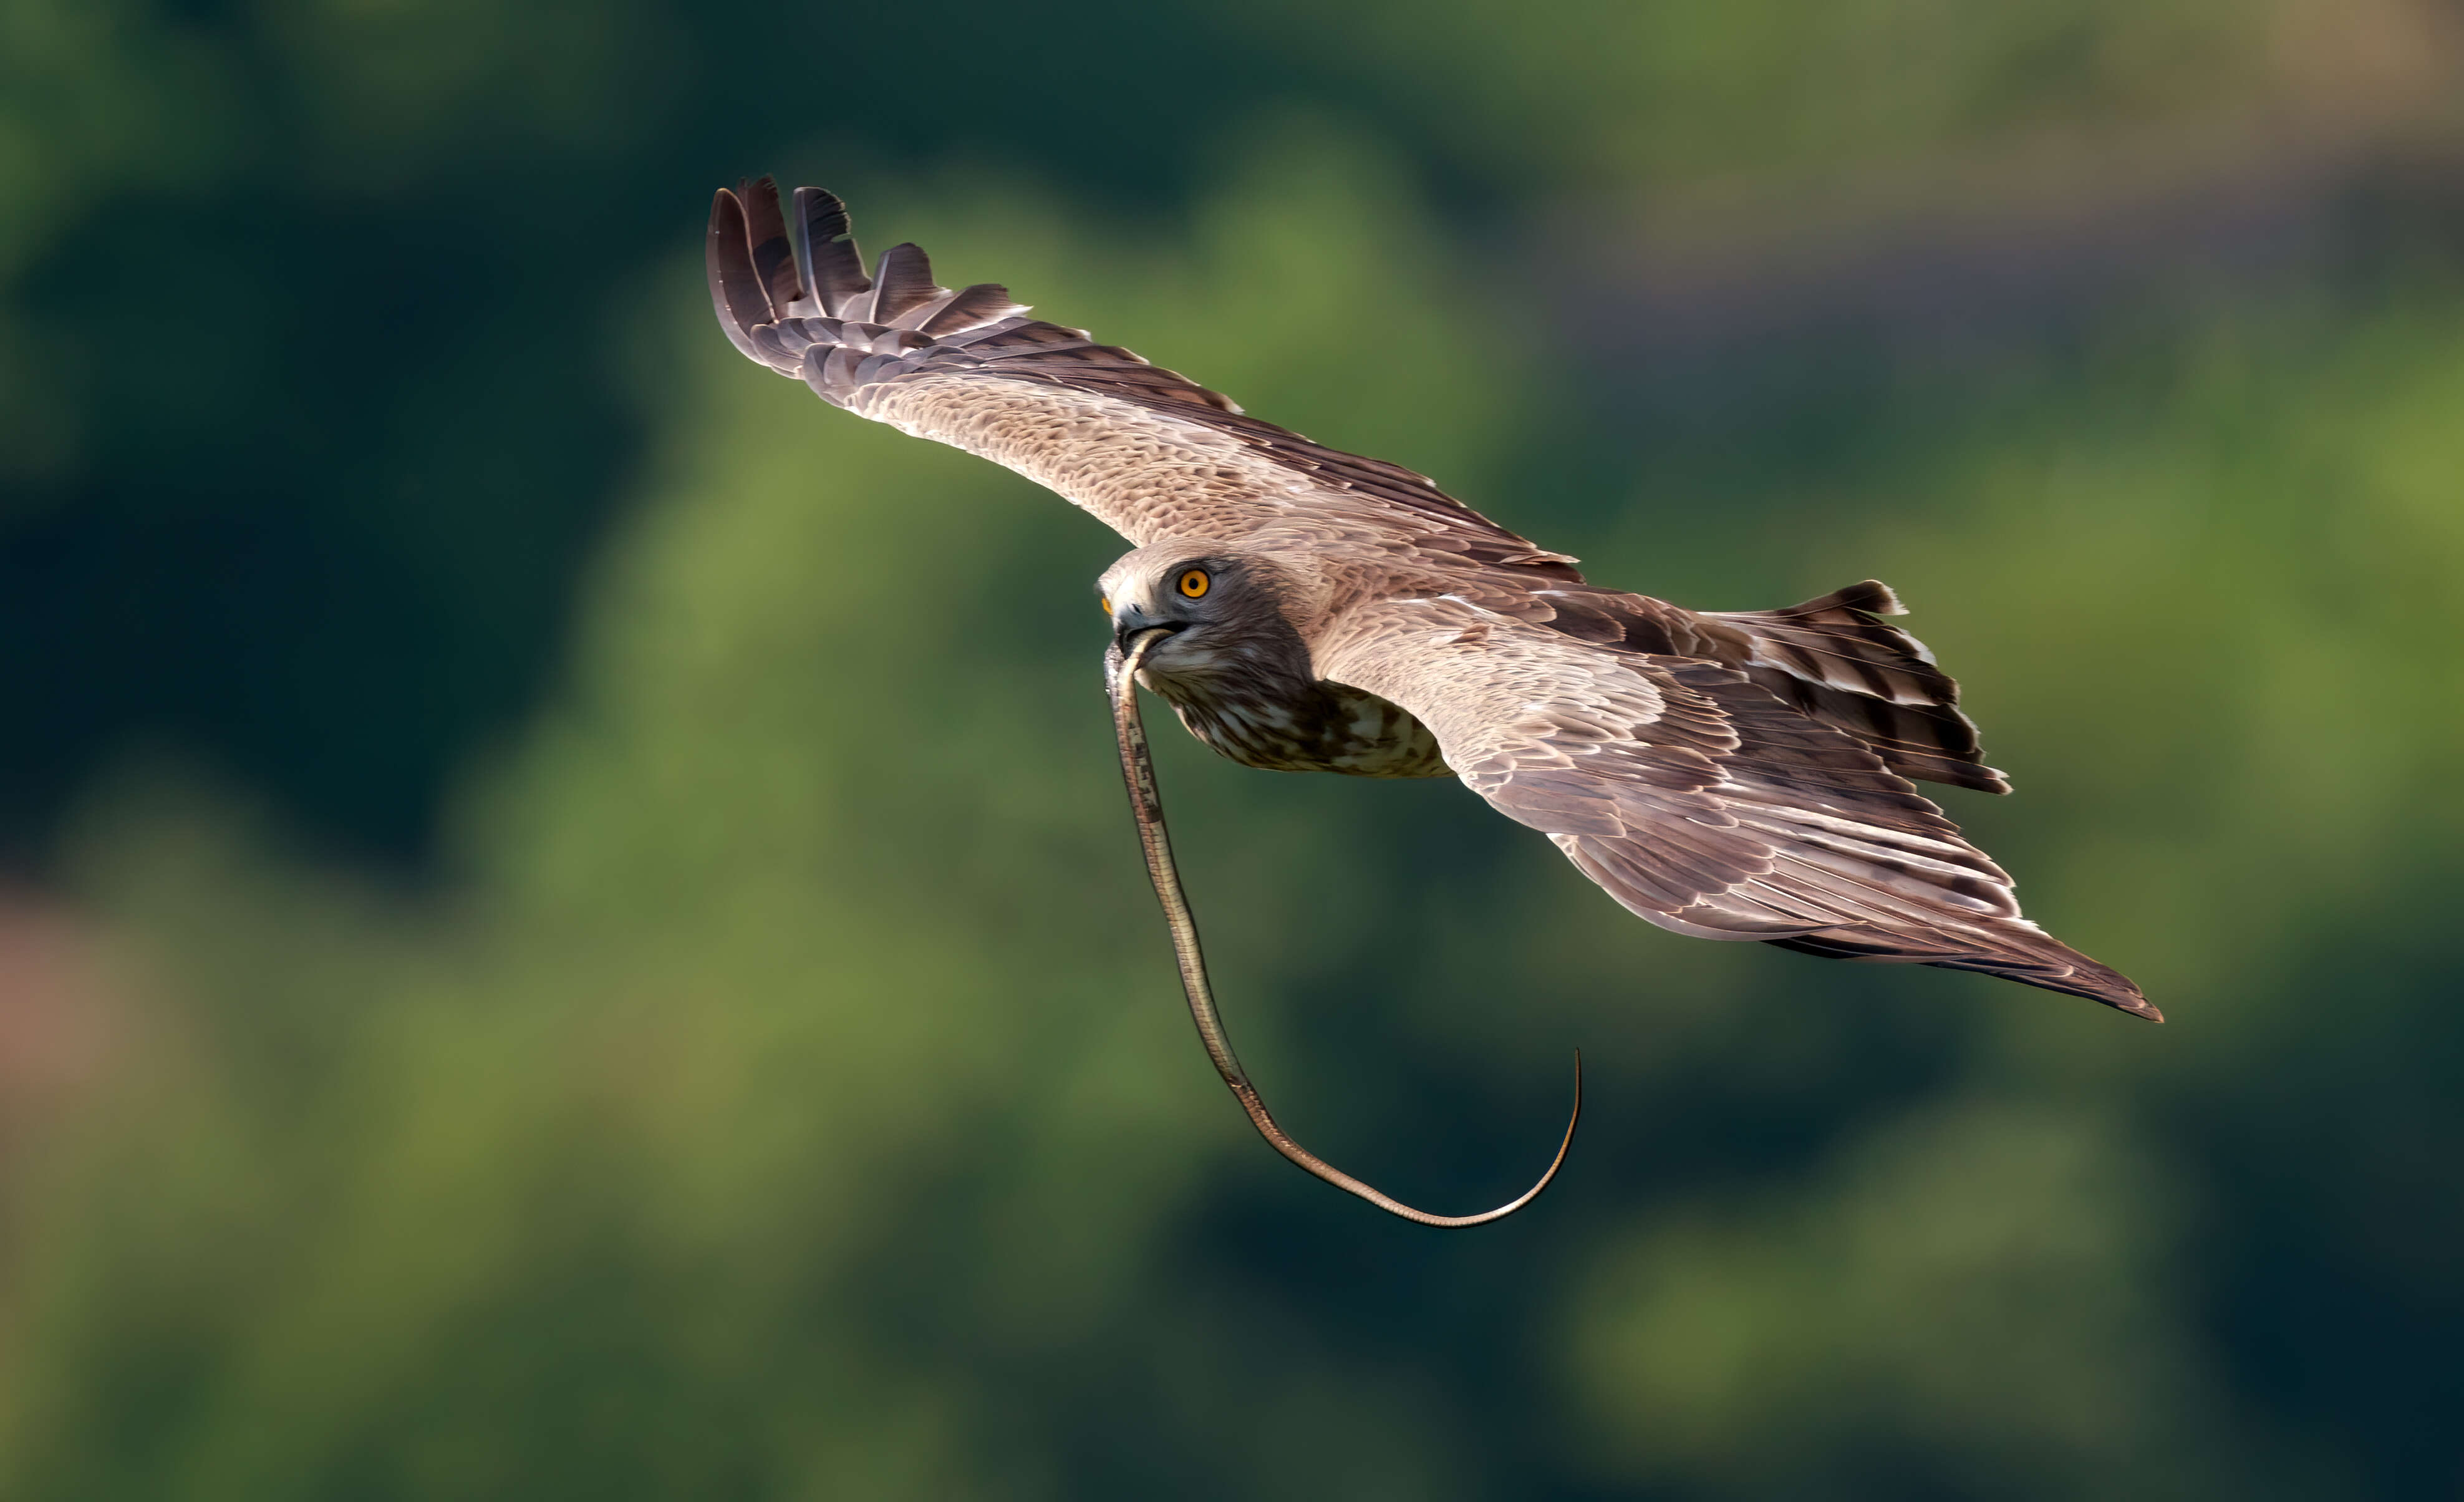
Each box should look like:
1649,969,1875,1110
1316,597,2158,1019
708,178,1579,576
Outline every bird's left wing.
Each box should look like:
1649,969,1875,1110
708,178,1577,575
1315,596,2156,1017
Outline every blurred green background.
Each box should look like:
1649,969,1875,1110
4,1,2463,1496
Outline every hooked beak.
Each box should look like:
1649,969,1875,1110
1111,604,1183,652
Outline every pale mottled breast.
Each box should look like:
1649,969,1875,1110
1157,677,1450,779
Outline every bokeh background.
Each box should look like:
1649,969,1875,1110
5,1,2463,1496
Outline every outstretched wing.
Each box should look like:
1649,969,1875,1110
1315,596,2155,1017
1446,577,2010,794
708,177,1578,576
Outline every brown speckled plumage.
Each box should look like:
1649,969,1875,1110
709,177,2157,1021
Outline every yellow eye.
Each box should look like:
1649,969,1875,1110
1176,568,1210,599
1099,596,1111,614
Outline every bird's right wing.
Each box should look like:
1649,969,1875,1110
708,178,1578,576
1315,595,2155,1017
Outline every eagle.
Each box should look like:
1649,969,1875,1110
707,177,2156,1224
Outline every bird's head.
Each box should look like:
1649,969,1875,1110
1097,543,1303,685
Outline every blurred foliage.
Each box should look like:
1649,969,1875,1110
1237,0,2275,187
3,1,2463,1498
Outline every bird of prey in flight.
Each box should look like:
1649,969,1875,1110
707,177,2157,1225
